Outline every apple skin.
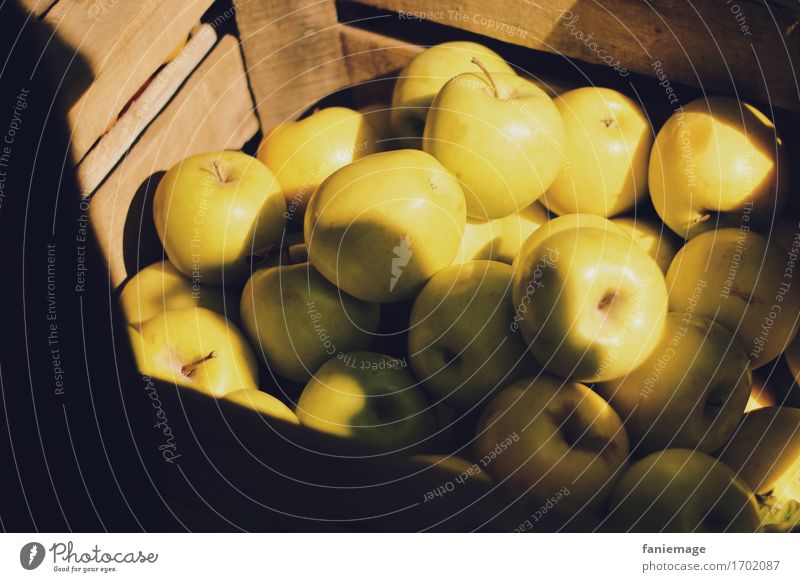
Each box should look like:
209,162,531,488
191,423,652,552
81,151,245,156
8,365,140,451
119,260,229,328
512,226,668,382
240,263,380,382
607,449,761,532
359,103,394,151
131,307,259,397
304,149,466,303
649,97,788,239
223,389,299,425
475,375,629,518
153,151,286,286
391,41,515,148
453,202,549,265
408,261,537,411
257,107,378,219
718,406,800,497
666,228,800,369
785,333,800,384
598,313,751,455
295,352,436,452
543,87,652,217
424,71,565,219
611,216,682,274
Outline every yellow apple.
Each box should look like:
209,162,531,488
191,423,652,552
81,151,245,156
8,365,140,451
359,103,394,151
607,449,760,532
119,260,228,328
511,226,668,382
131,307,258,397
296,352,436,452
611,216,682,274
240,263,380,382
408,261,537,410
391,41,515,148
453,202,549,265
154,151,286,286
543,87,652,217
222,389,299,425
666,228,800,369
424,69,565,219
786,333,800,384
305,149,466,302
257,107,378,219
598,313,751,454
649,97,788,239
476,375,629,517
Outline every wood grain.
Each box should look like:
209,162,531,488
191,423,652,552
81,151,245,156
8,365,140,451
44,0,214,163
233,0,348,129
88,35,259,288
351,0,800,111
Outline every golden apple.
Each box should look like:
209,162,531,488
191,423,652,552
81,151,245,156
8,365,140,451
611,216,682,274
223,389,299,425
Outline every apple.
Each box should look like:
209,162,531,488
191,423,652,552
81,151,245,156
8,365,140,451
666,228,800,369
359,103,394,151
257,107,378,219
649,97,788,239
785,333,800,384
719,406,800,497
511,226,668,382
295,352,436,452
153,151,286,286
611,216,682,274
391,41,515,148
240,263,380,382
607,449,761,532
453,202,549,265
408,260,537,410
130,307,259,397
423,64,565,219
542,87,652,217
119,260,229,328
598,313,751,455
222,389,299,425
475,375,629,518
304,149,466,303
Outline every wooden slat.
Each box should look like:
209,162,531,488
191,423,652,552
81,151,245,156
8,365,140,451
44,0,214,163
351,0,800,111
88,35,259,288
233,0,348,129
19,0,56,16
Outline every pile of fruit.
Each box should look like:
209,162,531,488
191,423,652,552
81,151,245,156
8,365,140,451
123,41,800,532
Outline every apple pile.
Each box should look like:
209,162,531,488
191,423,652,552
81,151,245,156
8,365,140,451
122,41,800,532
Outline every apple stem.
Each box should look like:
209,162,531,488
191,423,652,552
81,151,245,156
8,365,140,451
695,213,712,223
212,160,227,183
471,57,498,99
181,351,218,377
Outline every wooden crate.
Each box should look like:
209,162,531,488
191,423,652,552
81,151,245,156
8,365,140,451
31,0,799,530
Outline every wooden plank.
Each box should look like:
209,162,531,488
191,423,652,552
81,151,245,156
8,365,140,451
88,35,259,289
19,0,56,16
351,0,800,111
44,0,214,163
77,24,218,197
233,0,348,129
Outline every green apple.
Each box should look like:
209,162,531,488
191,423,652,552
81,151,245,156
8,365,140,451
666,228,800,369
512,226,668,382
476,375,629,517
598,313,751,454
119,260,228,327
408,260,537,410
543,87,652,217
611,216,682,274
131,306,258,397
304,149,466,303
240,263,380,382
391,41,515,148
154,151,286,286
453,202,549,265
649,97,788,239
607,449,761,532
719,406,800,497
257,107,378,219
296,352,436,452
223,389,299,425
424,66,565,219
